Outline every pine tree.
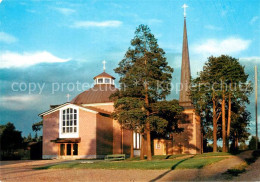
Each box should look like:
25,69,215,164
191,55,252,152
112,24,180,160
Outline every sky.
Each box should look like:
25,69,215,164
0,0,260,139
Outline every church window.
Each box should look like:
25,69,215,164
105,78,110,83
156,141,161,149
133,132,141,149
62,108,78,134
98,78,103,83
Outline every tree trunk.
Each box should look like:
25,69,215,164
235,136,239,149
144,53,152,160
146,122,152,160
201,131,204,154
140,134,144,160
222,91,227,152
130,130,134,158
234,132,238,149
227,92,232,151
213,97,218,152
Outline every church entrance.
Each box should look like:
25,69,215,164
59,143,78,157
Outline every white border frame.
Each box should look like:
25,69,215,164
59,105,79,138
95,77,114,85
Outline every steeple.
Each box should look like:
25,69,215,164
179,5,192,107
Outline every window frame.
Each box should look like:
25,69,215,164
98,78,103,83
95,77,114,85
104,78,110,84
133,132,141,150
59,105,79,138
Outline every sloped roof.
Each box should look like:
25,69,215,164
84,106,112,115
38,103,98,117
70,84,118,105
93,72,115,79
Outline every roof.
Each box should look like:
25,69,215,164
51,138,81,143
38,103,98,117
50,104,61,109
84,106,112,115
70,84,118,105
39,102,112,117
93,72,115,79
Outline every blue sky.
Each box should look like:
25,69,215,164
0,0,259,139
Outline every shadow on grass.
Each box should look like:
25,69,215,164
35,164,57,170
149,157,193,182
165,155,172,159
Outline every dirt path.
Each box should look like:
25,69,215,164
0,151,254,181
194,150,254,181
0,161,166,182
233,156,260,181
150,150,253,181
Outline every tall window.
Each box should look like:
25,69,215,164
62,108,77,133
133,132,141,149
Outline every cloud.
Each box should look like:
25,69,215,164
240,57,260,64
250,16,259,24
193,37,251,55
72,20,122,28
204,25,222,31
0,95,40,110
0,32,17,44
55,7,75,15
0,51,70,68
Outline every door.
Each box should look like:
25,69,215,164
60,144,65,156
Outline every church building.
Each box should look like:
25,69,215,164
40,6,201,159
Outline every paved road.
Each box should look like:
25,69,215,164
0,151,256,181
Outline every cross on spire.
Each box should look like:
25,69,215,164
102,60,106,72
182,4,188,18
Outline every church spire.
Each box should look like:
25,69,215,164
179,4,192,107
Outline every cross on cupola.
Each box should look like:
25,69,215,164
102,60,106,72
93,60,116,85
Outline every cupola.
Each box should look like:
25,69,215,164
93,60,115,85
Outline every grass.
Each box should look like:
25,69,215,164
193,152,231,158
126,154,189,161
36,156,226,170
126,152,231,161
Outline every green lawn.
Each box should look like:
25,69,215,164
126,154,190,161
36,154,228,170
